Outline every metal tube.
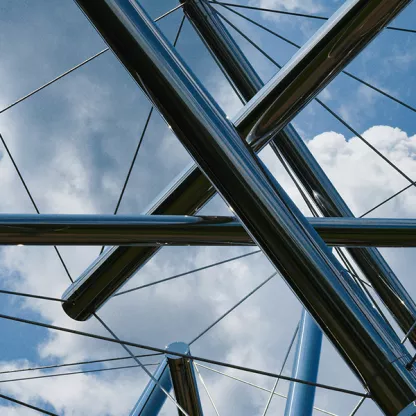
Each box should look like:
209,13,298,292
129,342,202,416
232,0,411,147
4,214,416,247
180,0,263,101
68,2,416,413
129,358,171,416
166,342,203,416
185,0,416,348
284,310,323,416
271,132,416,347
64,0,413,328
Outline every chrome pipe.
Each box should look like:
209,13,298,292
68,2,416,413
233,0,411,147
184,0,416,348
166,342,203,416
271,132,416,348
129,342,202,415
65,0,413,329
4,214,416,247
180,0,263,101
129,358,171,416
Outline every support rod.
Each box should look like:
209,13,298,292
68,1,416,414
3,214,416,247
232,0,411,147
129,342,202,416
166,342,203,416
284,310,323,416
65,0,412,325
180,0,263,101
183,0,416,348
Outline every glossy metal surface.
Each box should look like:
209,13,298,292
129,358,171,416
271,128,416,348
5,214,416,247
66,0,411,323
166,342,203,416
284,310,322,416
180,0,262,101
182,0,416,349
233,0,411,147
69,2,416,413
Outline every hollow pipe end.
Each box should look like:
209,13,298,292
165,341,190,360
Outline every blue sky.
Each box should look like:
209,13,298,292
0,0,415,415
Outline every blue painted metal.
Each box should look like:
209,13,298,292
129,358,171,416
284,309,323,416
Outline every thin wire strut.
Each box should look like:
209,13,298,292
0,392,58,416
208,1,416,33
262,324,299,415
196,364,338,416
0,310,369,398
217,3,416,114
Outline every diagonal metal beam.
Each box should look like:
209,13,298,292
64,0,412,323
67,1,416,414
4,214,416,247
182,0,416,348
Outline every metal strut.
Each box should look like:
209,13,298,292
69,1,416,414
2,214,416,247
181,0,416,349
129,342,202,416
64,0,414,332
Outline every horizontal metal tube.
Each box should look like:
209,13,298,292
184,0,416,349
68,1,416,414
272,128,416,348
66,0,410,323
4,214,416,247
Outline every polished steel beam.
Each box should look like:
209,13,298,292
67,1,416,414
66,0,411,323
129,342,202,416
284,310,322,416
4,214,416,247
182,0,416,348
166,342,203,416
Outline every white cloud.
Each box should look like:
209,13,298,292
250,0,324,15
0,1,415,414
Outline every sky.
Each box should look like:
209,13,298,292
0,0,415,414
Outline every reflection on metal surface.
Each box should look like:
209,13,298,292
181,0,262,101
284,310,322,416
272,128,416,348
166,342,203,416
233,0,411,147
66,0,412,324
3,214,416,247
129,342,202,416
68,1,416,414
184,0,416,349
